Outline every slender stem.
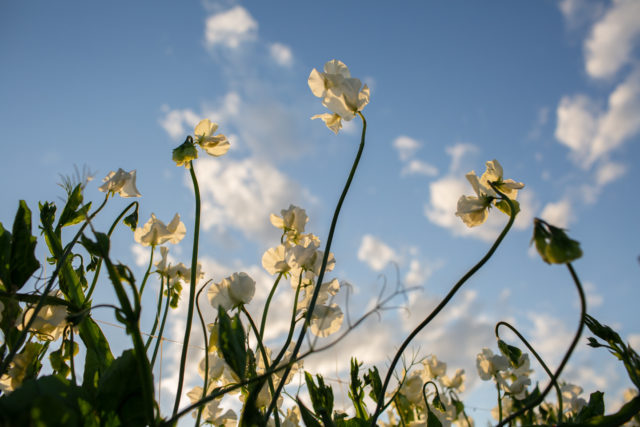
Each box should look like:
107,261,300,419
496,379,503,423
370,192,517,424
270,273,304,370
195,282,210,427
495,321,564,421
497,262,586,426
172,161,202,415
259,273,283,340
68,326,77,386
265,111,367,420
145,275,165,350
150,278,171,368
240,306,281,427
85,201,138,302
138,246,155,297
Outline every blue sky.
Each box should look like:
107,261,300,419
2,0,640,424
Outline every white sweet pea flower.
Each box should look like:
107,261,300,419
480,159,524,199
561,383,587,415
297,278,340,312
400,372,424,404
17,292,68,341
270,205,308,241
311,113,342,134
186,385,237,425
261,245,290,275
308,59,370,133
208,272,256,311
309,303,343,337
498,373,531,399
422,354,447,380
476,348,510,380
98,168,141,198
194,119,230,157
0,343,41,392
439,368,465,392
134,213,186,247
198,353,227,382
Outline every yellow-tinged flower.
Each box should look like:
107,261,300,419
17,292,69,341
98,168,141,198
309,303,343,337
440,368,465,392
134,213,186,247
476,348,510,380
308,59,369,132
208,272,256,311
261,245,289,275
194,119,230,157
480,159,524,199
0,342,41,392
422,354,447,380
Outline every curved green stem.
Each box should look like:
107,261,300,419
138,246,155,297
264,111,367,420
85,201,138,302
240,305,280,427
145,275,165,350
195,282,211,427
496,379,503,424
259,272,283,340
497,262,586,426
172,161,202,415
150,278,171,368
270,273,304,370
370,191,517,424
495,321,564,421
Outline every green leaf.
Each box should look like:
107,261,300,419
364,366,382,403
0,375,94,427
575,391,605,423
304,371,335,425
297,397,322,427
0,223,11,290
495,199,520,217
532,218,582,264
498,339,523,368
57,184,91,230
123,204,139,232
80,232,110,258
39,201,57,230
96,349,147,426
217,307,247,381
432,394,446,412
9,201,40,291
80,317,114,393
426,407,443,427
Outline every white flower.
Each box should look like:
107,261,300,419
422,354,447,380
309,303,343,337
476,348,510,381
98,168,141,198
261,245,290,275
308,59,370,132
270,205,308,241
0,343,41,392
561,383,587,415
194,119,230,157
17,292,68,341
208,272,256,311
439,368,465,392
400,372,424,404
186,385,237,425
134,213,186,247
480,160,524,199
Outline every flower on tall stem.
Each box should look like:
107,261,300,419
172,119,230,168
98,168,141,198
134,213,186,247
309,59,370,133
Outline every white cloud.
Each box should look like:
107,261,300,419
159,108,200,140
539,198,574,228
446,143,477,173
401,159,438,177
555,69,640,167
159,92,241,141
559,0,603,28
585,0,640,79
195,157,315,244
583,281,604,308
357,234,398,272
404,259,436,287
204,6,258,49
269,42,293,67
392,135,421,161
595,161,626,187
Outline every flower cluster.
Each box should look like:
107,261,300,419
456,159,524,227
308,60,370,133
98,168,141,198
262,204,343,337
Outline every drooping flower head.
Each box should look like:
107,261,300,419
309,59,370,133
98,168,141,198
208,272,256,312
455,160,524,227
173,119,230,167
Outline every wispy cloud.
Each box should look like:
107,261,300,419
357,234,398,272
269,42,293,67
204,6,258,49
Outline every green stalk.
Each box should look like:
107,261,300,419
264,112,368,420
497,262,586,426
145,275,165,350
195,282,210,427
150,279,171,368
370,190,517,424
496,379,503,424
259,273,283,340
172,160,202,415
495,321,564,421
138,245,155,297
